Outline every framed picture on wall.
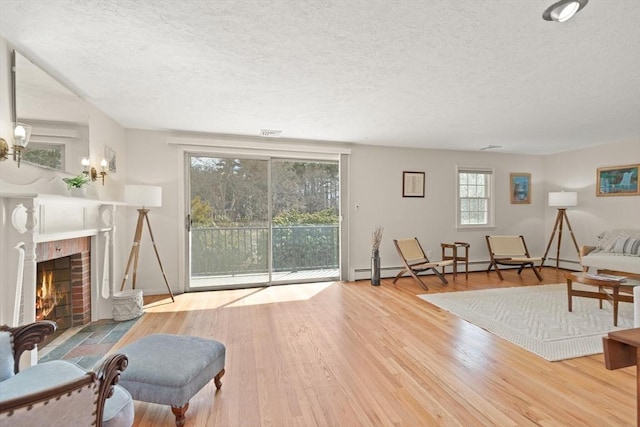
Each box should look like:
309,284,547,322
510,173,531,204
597,164,640,196
402,171,425,197
105,146,117,173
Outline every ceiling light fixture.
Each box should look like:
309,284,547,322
260,129,282,138
543,0,588,22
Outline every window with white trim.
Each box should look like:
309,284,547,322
457,167,494,227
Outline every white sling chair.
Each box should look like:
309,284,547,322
393,238,453,290
486,235,542,281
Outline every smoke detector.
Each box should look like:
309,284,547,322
259,129,282,138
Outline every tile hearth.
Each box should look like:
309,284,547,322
38,318,139,369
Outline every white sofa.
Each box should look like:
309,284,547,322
580,229,640,326
580,229,640,275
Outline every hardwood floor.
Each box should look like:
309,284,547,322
112,268,635,426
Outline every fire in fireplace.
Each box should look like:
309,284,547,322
34,237,92,336
36,259,75,330
36,270,62,321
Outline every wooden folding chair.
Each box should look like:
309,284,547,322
486,235,542,281
393,238,454,290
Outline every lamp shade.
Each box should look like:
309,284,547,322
13,122,32,148
548,191,577,207
124,185,162,208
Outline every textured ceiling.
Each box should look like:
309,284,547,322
1,0,639,155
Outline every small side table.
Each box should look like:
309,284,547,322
603,328,640,426
441,242,470,280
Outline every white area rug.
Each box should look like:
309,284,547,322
418,284,634,361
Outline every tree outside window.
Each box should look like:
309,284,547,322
457,168,493,227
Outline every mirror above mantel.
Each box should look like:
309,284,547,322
12,50,90,173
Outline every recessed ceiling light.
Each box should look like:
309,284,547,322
259,129,282,138
543,0,588,22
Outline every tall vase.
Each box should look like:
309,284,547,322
371,249,381,286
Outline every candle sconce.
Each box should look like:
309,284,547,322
82,158,108,185
0,123,33,167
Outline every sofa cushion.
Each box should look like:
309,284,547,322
0,332,14,382
612,237,640,256
596,229,640,252
0,360,87,402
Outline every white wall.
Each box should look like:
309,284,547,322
2,34,638,309
348,145,546,278
0,37,129,323
117,130,639,292
120,129,182,295
0,38,10,146
543,139,640,265
122,131,547,290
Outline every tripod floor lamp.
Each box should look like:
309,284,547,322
121,185,175,301
541,191,579,269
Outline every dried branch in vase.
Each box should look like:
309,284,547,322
371,226,384,251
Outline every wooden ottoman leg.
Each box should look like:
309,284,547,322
214,369,225,390
171,403,189,427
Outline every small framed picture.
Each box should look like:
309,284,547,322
597,164,639,196
510,173,531,204
105,146,117,173
403,171,425,198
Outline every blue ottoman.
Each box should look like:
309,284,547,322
118,334,225,426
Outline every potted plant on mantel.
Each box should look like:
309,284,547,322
62,174,91,197
371,226,384,286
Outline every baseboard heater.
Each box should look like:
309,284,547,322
352,258,581,281
352,260,489,281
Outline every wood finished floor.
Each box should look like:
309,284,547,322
112,268,635,426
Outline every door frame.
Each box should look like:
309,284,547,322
178,146,348,292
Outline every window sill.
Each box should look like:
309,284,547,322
456,224,496,230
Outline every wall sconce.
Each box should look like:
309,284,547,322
0,123,33,167
82,158,109,185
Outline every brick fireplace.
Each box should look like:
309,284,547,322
1,190,119,368
33,237,92,346
36,237,92,330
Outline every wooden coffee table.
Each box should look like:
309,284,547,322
565,272,636,326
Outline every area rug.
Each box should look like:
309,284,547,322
418,284,634,361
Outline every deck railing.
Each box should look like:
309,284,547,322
191,225,339,276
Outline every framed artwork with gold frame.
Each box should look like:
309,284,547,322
510,173,531,204
597,164,639,196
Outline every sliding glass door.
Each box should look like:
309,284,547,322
188,156,269,288
187,155,339,290
270,159,340,282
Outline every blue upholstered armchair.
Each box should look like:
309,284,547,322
0,321,134,427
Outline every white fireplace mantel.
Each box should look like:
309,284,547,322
0,191,124,332
1,192,124,241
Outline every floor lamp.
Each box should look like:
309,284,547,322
541,191,580,269
121,185,175,301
